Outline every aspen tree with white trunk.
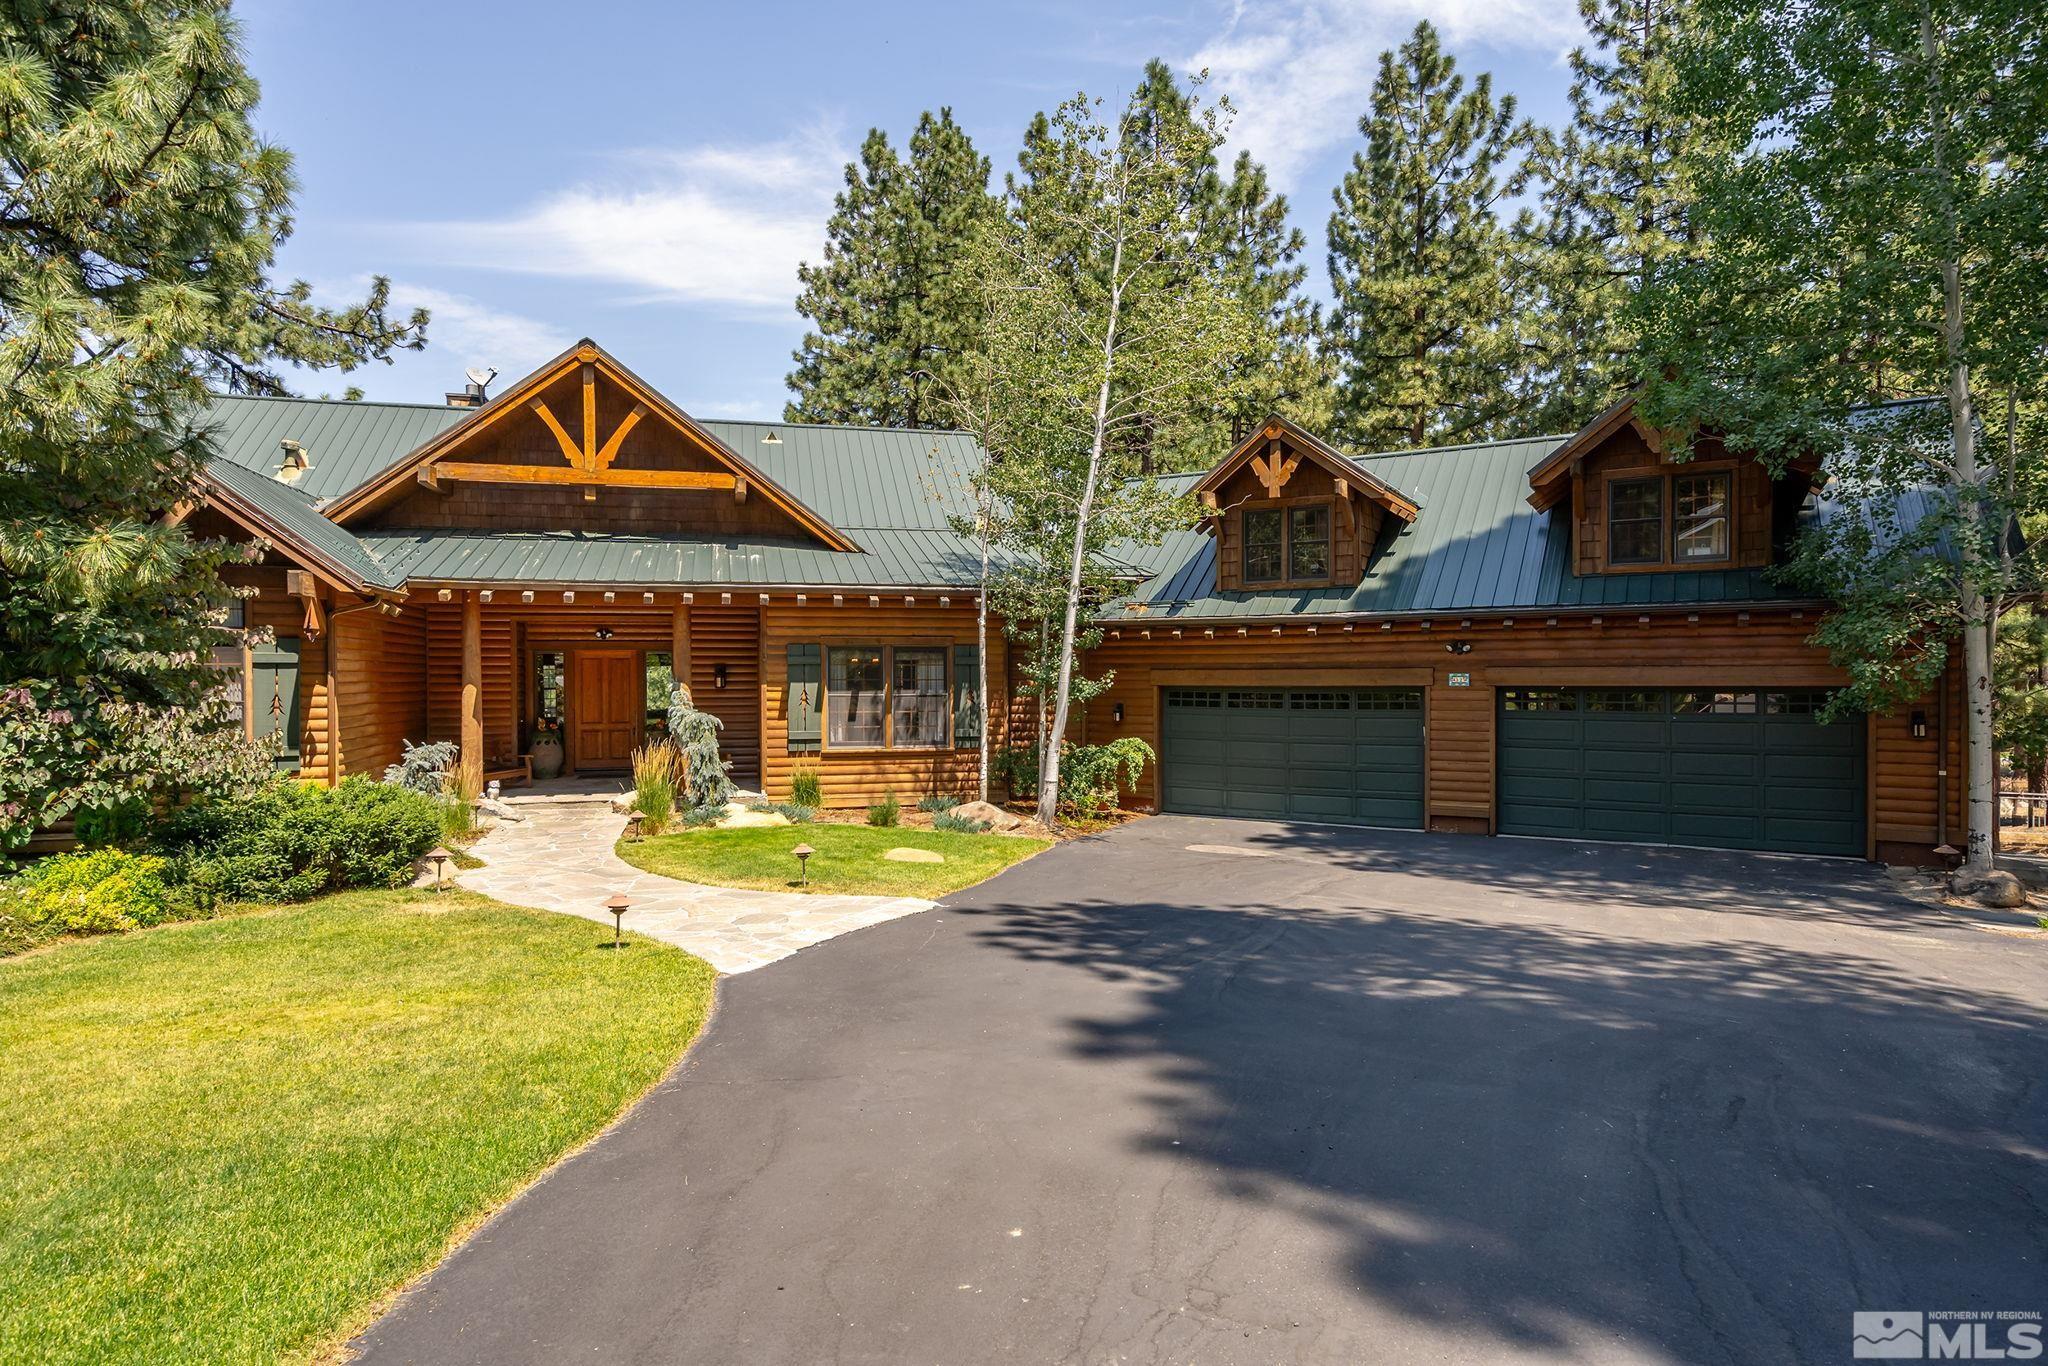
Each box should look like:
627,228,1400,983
966,84,1258,827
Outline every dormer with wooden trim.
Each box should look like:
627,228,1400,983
1527,395,1817,577
1193,417,1421,593
325,340,859,550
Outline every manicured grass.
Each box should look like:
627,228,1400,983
618,822,1050,897
0,889,715,1365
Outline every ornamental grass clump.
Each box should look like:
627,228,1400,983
631,741,685,836
917,793,964,814
789,766,823,809
866,791,901,828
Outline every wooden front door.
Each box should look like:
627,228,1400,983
572,650,641,770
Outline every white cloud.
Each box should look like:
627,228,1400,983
381,282,568,380
1189,0,1583,188
402,127,845,316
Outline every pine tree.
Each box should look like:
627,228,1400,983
786,109,999,428
1520,0,1717,430
1326,21,1532,450
0,0,426,848
1216,149,1334,444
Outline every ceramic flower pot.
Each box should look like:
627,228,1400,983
531,734,564,780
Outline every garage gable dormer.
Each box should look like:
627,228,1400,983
1193,418,1420,593
1527,395,1816,577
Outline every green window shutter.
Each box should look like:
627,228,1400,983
953,643,983,747
251,639,302,773
786,643,821,753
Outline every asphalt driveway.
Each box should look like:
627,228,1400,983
353,817,2047,1365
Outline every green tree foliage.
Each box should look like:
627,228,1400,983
786,109,1000,428
1520,0,1718,431
0,0,426,848
1635,0,2048,873
966,84,1258,824
1326,21,1533,450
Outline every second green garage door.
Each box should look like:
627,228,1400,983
1161,688,1424,828
1496,687,1866,856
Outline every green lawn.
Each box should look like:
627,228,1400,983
0,889,715,1365
617,822,1051,897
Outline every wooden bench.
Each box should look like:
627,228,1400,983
484,753,533,788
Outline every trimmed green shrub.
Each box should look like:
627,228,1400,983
917,793,964,814
866,791,901,828
932,810,990,834
789,766,823,809
3,849,174,935
155,777,442,905
987,740,1153,820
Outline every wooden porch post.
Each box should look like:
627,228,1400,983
672,600,691,699
460,591,483,793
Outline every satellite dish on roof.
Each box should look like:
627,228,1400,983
464,366,497,391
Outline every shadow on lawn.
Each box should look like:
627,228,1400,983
952,824,2048,1362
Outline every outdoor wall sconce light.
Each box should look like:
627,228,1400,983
603,892,632,949
1445,639,1474,655
713,663,728,689
425,847,451,891
1911,710,1928,739
792,843,814,886
593,626,615,641
1112,702,1124,723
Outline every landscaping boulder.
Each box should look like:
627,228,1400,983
1962,869,2028,909
720,809,791,829
882,847,945,863
949,800,1022,832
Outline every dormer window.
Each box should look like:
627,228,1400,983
1289,505,1331,578
1244,508,1284,582
1605,469,1734,569
1608,477,1663,565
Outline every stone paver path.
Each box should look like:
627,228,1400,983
458,800,934,974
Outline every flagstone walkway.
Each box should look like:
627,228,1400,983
457,800,935,974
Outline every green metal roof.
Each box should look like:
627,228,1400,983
195,392,1824,611
1106,435,1820,620
201,455,404,590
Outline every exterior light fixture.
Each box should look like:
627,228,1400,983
593,626,615,641
713,663,728,689
1445,639,1474,655
603,892,632,949
625,811,646,842
792,843,814,886
1910,710,1928,739
425,846,451,891
1112,702,1124,723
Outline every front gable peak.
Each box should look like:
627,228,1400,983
1192,417,1421,523
325,341,858,551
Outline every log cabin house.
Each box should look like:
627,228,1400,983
189,341,1960,865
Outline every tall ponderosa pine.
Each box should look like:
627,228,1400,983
1635,0,2048,876
786,109,999,428
0,0,425,848
1327,22,1532,450
1520,0,1716,430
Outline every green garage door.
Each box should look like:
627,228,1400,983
1497,687,1865,856
1161,688,1424,828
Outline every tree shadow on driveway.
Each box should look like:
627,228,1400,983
950,822,2048,1363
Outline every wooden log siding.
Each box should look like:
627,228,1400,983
331,605,427,780
759,602,1006,807
1079,610,1958,859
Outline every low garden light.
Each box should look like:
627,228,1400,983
425,847,451,892
625,811,646,842
603,892,632,949
792,843,814,886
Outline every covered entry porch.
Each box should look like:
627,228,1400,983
413,588,764,788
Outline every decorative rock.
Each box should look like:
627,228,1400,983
949,800,1022,831
1968,870,2028,909
882,847,945,863
478,798,524,823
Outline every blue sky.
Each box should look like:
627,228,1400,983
244,0,1584,418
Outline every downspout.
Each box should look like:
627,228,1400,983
1936,667,1949,851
